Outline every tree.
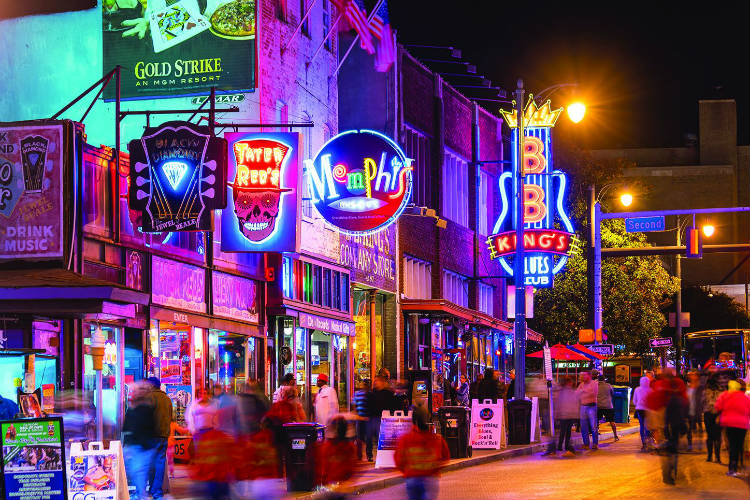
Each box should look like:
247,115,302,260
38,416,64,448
527,147,679,355
676,286,750,332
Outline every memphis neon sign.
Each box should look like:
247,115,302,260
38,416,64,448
488,98,575,287
304,129,413,235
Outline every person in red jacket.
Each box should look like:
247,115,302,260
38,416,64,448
394,406,450,500
715,379,750,476
315,417,357,499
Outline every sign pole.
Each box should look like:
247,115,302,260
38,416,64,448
513,80,526,400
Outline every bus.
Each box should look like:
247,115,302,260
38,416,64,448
683,329,749,376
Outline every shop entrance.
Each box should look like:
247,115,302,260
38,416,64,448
207,331,262,394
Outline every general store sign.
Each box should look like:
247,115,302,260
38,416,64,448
489,99,575,288
339,225,396,292
152,255,206,313
305,130,413,236
212,271,258,323
0,123,65,260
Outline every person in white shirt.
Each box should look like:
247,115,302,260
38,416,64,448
314,373,339,426
185,387,218,436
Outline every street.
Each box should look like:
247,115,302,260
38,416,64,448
357,433,750,500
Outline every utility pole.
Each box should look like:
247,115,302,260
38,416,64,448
513,79,526,400
675,217,682,374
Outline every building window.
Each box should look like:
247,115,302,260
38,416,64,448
478,282,494,316
402,126,431,208
322,0,332,51
83,148,113,236
300,0,309,36
442,269,469,307
275,100,288,129
341,274,350,312
404,255,432,300
275,0,287,21
332,271,341,309
442,148,469,227
478,170,491,236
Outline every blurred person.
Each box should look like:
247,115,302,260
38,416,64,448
595,374,618,441
632,376,653,452
189,426,234,499
529,373,550,434
186,387,218,436
394,379,410,412
146,377,172,500
354,380,371,460
703,373,724,463
456,375,470,407
273,373,295,403
314,373,339,427
237,379,271,435
469,372,483,404
685,370,704,451
715,379,750,476
234,417,283,500
507,369,516,399
266,385,307,425
577,370,599,450
366,376,396,462
0,393,18,420
378,367,391,383
543,376,578,457
394,406,450,500
477,368,501,403
661,377,689,485
122,381,156,500
166,416,189,478
315,416,358,500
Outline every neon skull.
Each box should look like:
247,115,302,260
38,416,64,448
234,189,282,241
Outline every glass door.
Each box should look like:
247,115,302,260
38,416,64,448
83,324,123,440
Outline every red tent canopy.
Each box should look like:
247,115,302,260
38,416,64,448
569,343,606,360
527,343,589,361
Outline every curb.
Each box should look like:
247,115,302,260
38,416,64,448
291,425,640,499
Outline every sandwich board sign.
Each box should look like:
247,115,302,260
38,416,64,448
67,440,129,500
375,410,413,469
470,399,506,450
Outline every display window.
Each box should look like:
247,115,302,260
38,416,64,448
207,330,262,394
352,289,384,383
84,324,123,440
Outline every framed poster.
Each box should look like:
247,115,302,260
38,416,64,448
0,417,67,500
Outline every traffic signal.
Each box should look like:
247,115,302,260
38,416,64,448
686,226,702,258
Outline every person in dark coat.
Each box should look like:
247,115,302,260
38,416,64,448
469,372,483,404
365,376,396,461
477,368,501,402
123,382,157,500
662,378,689,485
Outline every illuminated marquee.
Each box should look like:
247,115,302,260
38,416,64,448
304,130,413,235
488,97,575,287
220,133,300,252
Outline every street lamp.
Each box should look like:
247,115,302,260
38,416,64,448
620,192,633,207
567,102,586,123
703,224,715,237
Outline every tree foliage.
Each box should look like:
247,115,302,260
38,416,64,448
677,286,750,332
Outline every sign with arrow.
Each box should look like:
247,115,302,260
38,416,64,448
649,337,673,348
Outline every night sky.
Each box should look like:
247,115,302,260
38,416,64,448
389,2,749,150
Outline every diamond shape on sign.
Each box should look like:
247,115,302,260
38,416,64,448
161,161,188,190
28,153,40,166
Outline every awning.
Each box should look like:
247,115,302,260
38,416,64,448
151,306,262,337
568,343,606,360
0,268,149,319
400,298,544,342
527,344,589,361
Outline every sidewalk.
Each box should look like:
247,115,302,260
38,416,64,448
169,420,640,500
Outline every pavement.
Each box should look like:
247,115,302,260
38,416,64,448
169,419,643,499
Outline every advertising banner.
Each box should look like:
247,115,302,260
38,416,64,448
67,441,128,500
469,399,505,450
0,417,67,500
374,411,412,469
221,132,301,252
0,123,65,261
165,385,193,428
128,121,227,232
102,0,256,99
212,271,258,323
339,225,396,292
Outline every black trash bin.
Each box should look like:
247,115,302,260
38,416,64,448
437,406,472,458
283,422,324,491
507,399,532,445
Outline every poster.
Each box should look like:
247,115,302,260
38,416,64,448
0,417,67,500
469,399,505,450
102,0,256,99
17,390,44,418
0,123,65,261
67,441,128,500
374,411,412,469
221,132,301,253
165,385,193,427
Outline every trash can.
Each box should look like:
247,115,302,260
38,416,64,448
612,386,632,423
437,406,472,458
507,399,532,445
283,422,324,492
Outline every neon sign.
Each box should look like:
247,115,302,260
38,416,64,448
488,97,575,287
304,129,413,235
128,121,227,232
220,133,300,252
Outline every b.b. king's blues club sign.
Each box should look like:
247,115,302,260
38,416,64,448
487,98,576,287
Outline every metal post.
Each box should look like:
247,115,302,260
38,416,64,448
676,218,682,374
594,203,603,333
513,79,526,400
587,186,596,330
114,66,121,243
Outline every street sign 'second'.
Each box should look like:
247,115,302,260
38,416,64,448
649,337,673,348
625,216,665,233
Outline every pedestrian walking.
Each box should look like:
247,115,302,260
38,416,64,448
594,373,618,441
315,416,358,500
685,370,704,451
185,387,218,436
394,406,450,500
456,375,470,407
273,373,295,403
166,416,189,479
353,380,370,460
661,377,689,485
0,393,19,420
314,373,339,427
576,370,599,450
365,375,396,462
236,379,271,436
234,417,283,500
469,372,483,403
146,377,172,500
543,376,578,457
714,379,750,476
477,368,501,403
122,381,157,500
703,373,724,463
633,376,653,452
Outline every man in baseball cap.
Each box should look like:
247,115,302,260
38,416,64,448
314,373,339,427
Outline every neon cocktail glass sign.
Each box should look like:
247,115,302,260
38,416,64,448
304,129,413,235
488,98,575,287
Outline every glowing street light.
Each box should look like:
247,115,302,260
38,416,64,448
620,192,633,207
703,224,715,237
567,102,586,123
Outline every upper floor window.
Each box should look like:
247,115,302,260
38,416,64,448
442,148,469,227
300,0,309,36
402,126,431,208
83,146,113,237
322,0,333,51
478,282,494,316
275,0,288,21
478,170,491,236
404,255,432,300
442,269,469,308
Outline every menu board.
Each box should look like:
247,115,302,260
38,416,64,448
0,417,67,500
